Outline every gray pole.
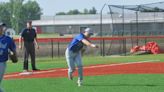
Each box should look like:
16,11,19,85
100,3,106,56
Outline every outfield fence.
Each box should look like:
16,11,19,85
14,36,164,58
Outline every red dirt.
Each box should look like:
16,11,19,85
4,62,164,80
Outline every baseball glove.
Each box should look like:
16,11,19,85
9,51,18,63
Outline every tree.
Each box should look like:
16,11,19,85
56,7,97,15
10,0,24,33
56,12,66,15
67,9,80,15
83,8,89,14
89,7,97,14
21,0,42,32
23,1,42,20
0,2,12,27
0,0,42,34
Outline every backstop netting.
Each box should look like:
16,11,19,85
100,2,164,56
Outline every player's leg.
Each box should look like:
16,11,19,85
29,43,38,70
75,52,83,86
0,62,6,92
65,48,76,80
23,47,29,71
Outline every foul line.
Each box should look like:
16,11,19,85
4,59,160,78
84,59,160,69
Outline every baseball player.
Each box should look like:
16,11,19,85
0,23,17,92
2,23,16,39
65,28,98,86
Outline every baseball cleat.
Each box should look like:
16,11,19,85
32,69,40,71
68,73,73,80
77,80,82,87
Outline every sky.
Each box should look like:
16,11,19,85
0,0,164,16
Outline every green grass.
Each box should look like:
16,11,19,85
3,74,164,92
5,54,164,73
2,54,164,92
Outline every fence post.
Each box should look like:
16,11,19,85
51,39,54,59
102,38,105,56
123,38,126,56
100,38,103,56
57,41,60,57
145,38,147,45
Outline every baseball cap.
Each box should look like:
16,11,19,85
0,23,6,32
84,28,93,35
0,23,3,31
0,23,3,26
0,22,6,27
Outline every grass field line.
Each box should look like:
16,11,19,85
5,74,21,78
33,70,57,74
84,59,160,69
4,70,57,78
4,59,160,78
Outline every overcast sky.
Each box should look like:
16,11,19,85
0,0,164,16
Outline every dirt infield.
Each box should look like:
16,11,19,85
4,62,164,80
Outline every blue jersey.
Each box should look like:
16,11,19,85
68,33,85,52
0,35,16,62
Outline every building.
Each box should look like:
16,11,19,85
32,13,164,36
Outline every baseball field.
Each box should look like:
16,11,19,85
2,54,164,92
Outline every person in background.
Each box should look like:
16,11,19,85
19,21,40,74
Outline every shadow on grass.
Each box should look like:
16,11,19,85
84,83,164,87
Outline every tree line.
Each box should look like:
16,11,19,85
0,0,98,34
56,7,97,15
0,0,42,34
